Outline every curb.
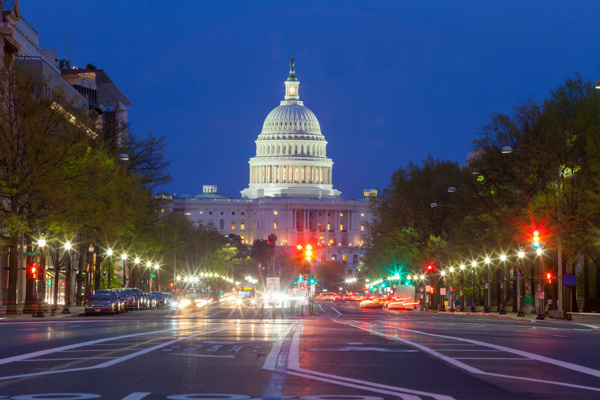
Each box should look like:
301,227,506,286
448,311,534,322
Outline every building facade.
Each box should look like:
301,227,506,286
168,59,375,272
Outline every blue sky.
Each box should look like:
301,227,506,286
21,1,600,199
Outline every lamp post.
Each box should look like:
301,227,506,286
499,254,507,314
62,241,72,314
536,248,545,320
517,251,525,317
87,244,94,299
146,261,152,291
484,256,491,313
471,261,477,312
36,238,47,317
133,257,140,288
502,146,563,314
106,249,113,289
154,264,159,291
440,270,446,312
448,267,455,312
459,264,465,311
121,253,128,288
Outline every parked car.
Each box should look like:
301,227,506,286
115,288,140,310
93,289,125,313
85,294,120,315
150,292,166,307
161,292,172,306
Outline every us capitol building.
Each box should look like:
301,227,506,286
167,59,375,270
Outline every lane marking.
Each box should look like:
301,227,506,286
308,347,418,353
331,307,342,316
21,357,116,361
122,393,151,400
0,326,227,381
288,323,454,400
454,357,530,360
170,353,235,359
340,320,600,392
262,323,297,371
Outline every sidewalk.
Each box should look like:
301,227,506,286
426,307,600,327
0,305,85,318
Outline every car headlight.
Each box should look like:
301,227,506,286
236,298,242,305
250,298,256,305
178,299,191,309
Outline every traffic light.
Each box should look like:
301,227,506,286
28,264,37,280
532,231,540,248
430,286,434,294
267,234,277,256
305,244,312,262
427,265,432,271
298,275,303,282
309,277,316,285
170,282,174,288
546,273,552,284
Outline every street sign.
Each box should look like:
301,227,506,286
310,284,316,296
297,290,309,305
266,277,280,293
484,283,489,289
539,292,545,299
440,288,446,295
150,274,156,278
298,280,308,290
22,252,40,257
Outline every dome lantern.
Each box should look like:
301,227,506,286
284,57,300,101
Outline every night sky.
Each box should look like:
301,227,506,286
21,1,600,199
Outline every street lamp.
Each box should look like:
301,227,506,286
121,253,128,288
459,264,465,311
62,241,72,314
471,261,477,312
448,267,455,312
499,254,507,314
107,249,113,288
484,256,491,313
536,248,545,320
517,251,525,317
440,270,446,312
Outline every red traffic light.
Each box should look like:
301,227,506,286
170,282,174,287
546,273,552,284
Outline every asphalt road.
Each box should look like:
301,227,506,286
0,294,599,400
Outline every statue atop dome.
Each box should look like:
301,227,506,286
288,57,297,81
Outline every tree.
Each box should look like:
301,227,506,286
0,59,94,314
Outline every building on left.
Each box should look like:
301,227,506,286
0,0,131,306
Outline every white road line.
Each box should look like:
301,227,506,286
60,349,140,352
0,325,228,381
331,307,342,316
170,353,235,358
262,322,297,371
454,357,530,360
121,393,151,400
287,324,454,400
341,320,600,392
21,357,117,361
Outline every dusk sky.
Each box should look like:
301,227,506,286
21,1,600,199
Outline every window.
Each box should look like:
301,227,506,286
241,236,245,241
327,223,331,231
209,211,213,215
340,224,344,231
240,223,245,230
219,219,224,229
342,254,347,262
332,254,337,261
199,211,204,215
361,224,365,232
360,213,365,217
274,222,278,230
231,222,235,230
232,212,236,215
241,212,245,216
274,211,278,216
353,255,359,264
340,212,344,217
221,212,224,215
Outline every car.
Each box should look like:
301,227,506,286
161,292,172,306
359,296,384,309
115,288,140,310
149,292,165,307
342,293,364,302
176,288,211,311
85,294,120,315
315,292,341,302
385,295,419,310
93,289,125,313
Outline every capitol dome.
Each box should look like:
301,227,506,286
241,58,340,200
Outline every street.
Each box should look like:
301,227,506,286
0,295,599,399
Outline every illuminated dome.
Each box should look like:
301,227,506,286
241,58,340,199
